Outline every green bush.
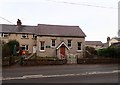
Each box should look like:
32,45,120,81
2,44,11,57
2,40,20,66
97,47,120,58
7,40,19,56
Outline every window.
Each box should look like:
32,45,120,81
21,45,28,50
2,33,9,37
32,34,37,39
21,34,28,39
40,41,45,51
51,39,56,47
77,42,82,50
68,40,72,47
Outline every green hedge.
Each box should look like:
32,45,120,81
77,58,120,64
97,47,120,58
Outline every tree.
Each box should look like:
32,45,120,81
85,46,97,58
2,44,11,57
2,40,20,65
7,40,19,56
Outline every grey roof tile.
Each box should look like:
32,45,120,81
37,24,86,37
0,24,37,34
85,41,103,46
0,24,86,37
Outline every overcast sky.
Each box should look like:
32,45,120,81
0,0,119,43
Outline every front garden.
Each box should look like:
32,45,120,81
2,40,120,67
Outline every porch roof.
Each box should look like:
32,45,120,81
56,42,70,50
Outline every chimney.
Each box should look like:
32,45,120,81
107,37,110,42
17,19,22,27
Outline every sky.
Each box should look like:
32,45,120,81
0,0,119,43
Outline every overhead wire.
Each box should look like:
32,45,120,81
0,16,15,25
45,0,118,9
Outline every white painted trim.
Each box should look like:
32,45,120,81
2,33,9,37
77,50,83,52
21,34,28,39
39,41,45,51
51,39,56,48
67,40,72,48
56,42,70,50
39,49,45,52
77,42,82,51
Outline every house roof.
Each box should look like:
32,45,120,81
111,37,120,41
0,24,86,37
85,41,103,46
0,24,37,34
111,42,120,47
37,24,86,37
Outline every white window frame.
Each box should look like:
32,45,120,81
51,39,56,47
2,33,9,37
32,34,37,39
21,45,28,51
68,40,72,48
21,34,28,39
39,41,45,51
77,42,82,52
0,33,2,37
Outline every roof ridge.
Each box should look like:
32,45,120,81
38,24,79,27
1,24,37,27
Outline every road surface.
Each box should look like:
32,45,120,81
2,64,120,84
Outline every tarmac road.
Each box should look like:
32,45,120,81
2,64,120,84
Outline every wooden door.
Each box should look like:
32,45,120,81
60,46,65,57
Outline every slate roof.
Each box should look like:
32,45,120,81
112,37,120,41
37,24,86,37
111,42,120,47
0,24,86,37
85,41,103,46
0,24,37,34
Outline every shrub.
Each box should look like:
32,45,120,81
2,44,11,57
7,40,19,56
97,47,120,58
2,40,20,66
85,46,97,58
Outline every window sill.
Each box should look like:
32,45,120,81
32,38,37,40
21,38,29,39
68,47,72,49
51,46,56,48
77,50,83,52
40,50,45,52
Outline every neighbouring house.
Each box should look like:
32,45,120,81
0,19,37,54
108,37,120,46
0,19,86,61
110,42,120,47
85,41,103,50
